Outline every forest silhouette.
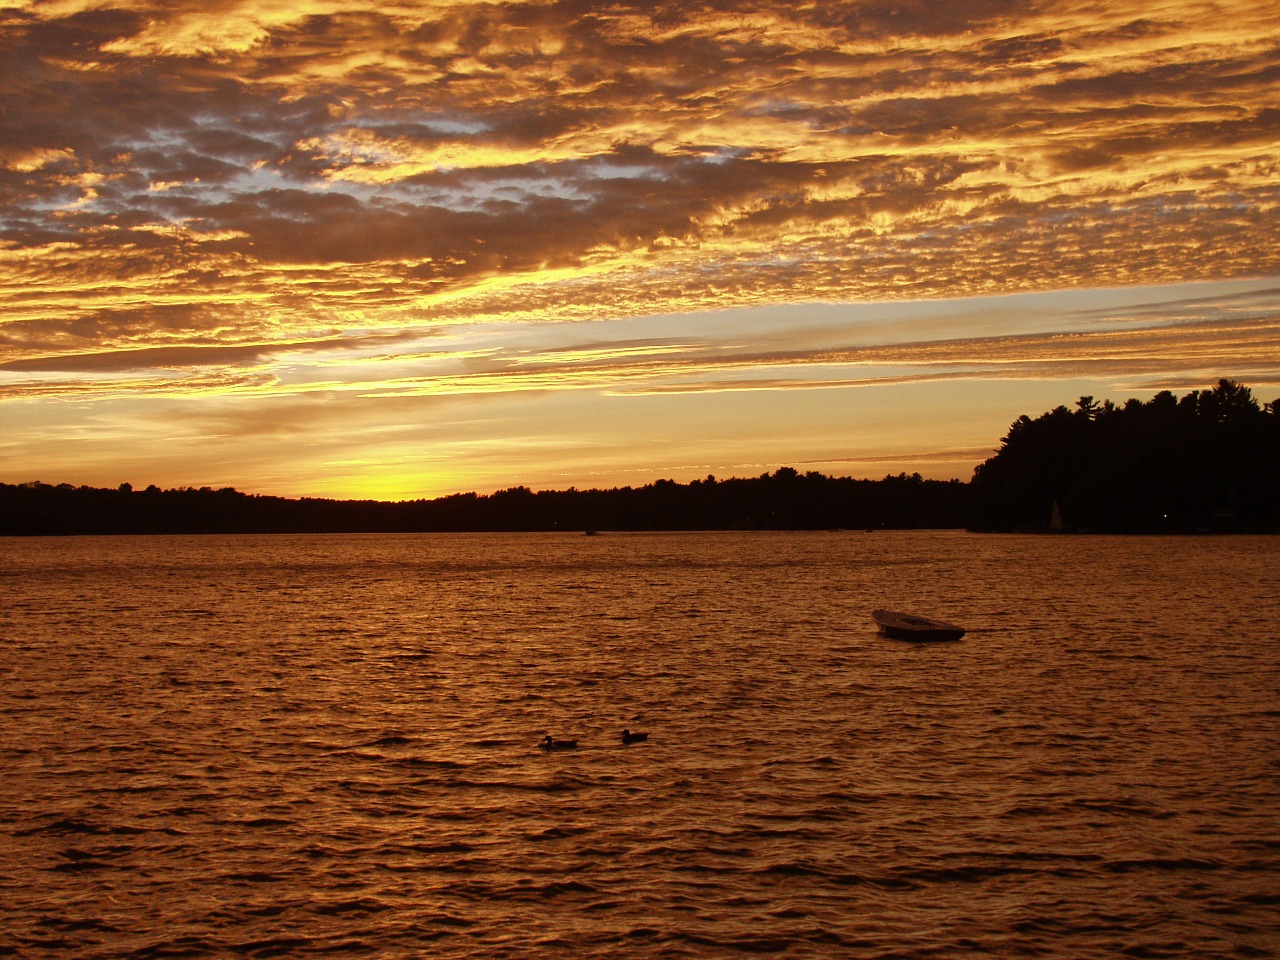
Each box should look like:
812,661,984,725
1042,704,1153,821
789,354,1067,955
970,379,1278,533
3,380,1276,536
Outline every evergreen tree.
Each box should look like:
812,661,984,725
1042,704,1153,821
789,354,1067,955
970,380,1278,532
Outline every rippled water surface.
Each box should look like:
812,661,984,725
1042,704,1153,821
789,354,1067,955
2,531,1278,958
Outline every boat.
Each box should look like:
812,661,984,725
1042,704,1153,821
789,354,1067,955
871,609,965,642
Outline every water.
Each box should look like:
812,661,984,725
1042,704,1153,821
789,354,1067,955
2,531,1278,958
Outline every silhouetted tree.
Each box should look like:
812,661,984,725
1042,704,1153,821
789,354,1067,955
971,379,1278,532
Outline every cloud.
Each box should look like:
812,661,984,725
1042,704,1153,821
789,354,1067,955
0,329,422,372
6,299,1274,405
812,447,1000,467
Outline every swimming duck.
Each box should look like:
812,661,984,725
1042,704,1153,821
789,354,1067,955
540,735,578,751
620,729,649,744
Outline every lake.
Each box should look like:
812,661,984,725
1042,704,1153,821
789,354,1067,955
2,531,1278,958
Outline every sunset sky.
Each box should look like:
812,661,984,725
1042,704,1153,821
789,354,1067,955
2,1,1278,500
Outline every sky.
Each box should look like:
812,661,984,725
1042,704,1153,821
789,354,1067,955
2,1,1278,501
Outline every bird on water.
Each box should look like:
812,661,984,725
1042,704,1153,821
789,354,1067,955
540,735,578,750
620,729,649,744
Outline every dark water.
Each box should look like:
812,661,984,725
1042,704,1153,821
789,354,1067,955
2,531,1278,958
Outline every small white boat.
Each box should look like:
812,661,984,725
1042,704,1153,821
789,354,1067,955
872,609,965,642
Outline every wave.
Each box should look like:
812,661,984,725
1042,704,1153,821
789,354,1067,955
5,531,1278,960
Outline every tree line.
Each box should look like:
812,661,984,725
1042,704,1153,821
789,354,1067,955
0,469,966,536
2,379,1276,536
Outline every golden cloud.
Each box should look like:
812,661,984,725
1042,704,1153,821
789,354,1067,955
1,0,1278,492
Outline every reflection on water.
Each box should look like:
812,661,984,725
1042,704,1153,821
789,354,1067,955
2,531,1278,958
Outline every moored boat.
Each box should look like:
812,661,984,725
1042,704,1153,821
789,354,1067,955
872,609,965,642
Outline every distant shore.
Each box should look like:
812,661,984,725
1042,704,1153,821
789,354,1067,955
1,471,1274,536
0,471,969,536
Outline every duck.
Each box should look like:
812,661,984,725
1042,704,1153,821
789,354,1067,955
540,735,578,751
620,729,649,744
